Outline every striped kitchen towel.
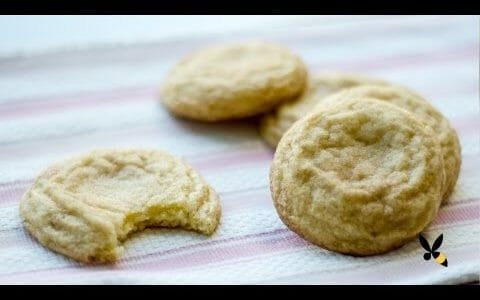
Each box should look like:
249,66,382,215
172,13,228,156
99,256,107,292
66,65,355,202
0,15,478,284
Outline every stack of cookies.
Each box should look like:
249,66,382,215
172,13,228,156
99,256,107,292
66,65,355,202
161,41,461,255
19,41,461,263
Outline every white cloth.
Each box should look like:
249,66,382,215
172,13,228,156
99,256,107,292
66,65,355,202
0,15,478,284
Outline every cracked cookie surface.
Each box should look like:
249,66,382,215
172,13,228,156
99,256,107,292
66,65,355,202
318,84,461,202
161,41,308,121
259,73,387,147
270,99,444,255
20,148,221,263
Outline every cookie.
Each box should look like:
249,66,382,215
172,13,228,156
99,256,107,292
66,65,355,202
161,41,308,121
317,84,461,202
270,98,444,255
259,73,387,148
20,148,221,263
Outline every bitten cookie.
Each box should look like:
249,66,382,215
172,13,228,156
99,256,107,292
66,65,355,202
318,84,461,201
270,98,444,255
259,73,387,147
20,149,221,263
161,41,308,121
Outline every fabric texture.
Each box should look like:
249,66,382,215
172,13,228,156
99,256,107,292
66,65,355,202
0,15,478,284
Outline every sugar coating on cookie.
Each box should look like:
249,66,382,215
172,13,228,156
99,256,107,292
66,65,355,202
259,73,388,148
318,84,461,202
20,149,221,263
270,99,444,255
161,41,308,121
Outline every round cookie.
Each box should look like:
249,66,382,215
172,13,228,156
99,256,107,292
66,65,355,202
317,84,461,202
270,98,444,255
259,73,388,148
20,148,221,263
161,41,308,122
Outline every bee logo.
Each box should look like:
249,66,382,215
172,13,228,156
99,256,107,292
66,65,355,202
419,234,448,267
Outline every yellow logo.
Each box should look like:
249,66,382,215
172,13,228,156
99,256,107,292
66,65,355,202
419,234,448,267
